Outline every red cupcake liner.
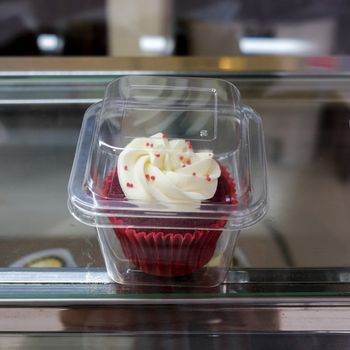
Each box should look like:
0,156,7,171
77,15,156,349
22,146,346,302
101,163,237,277
112,219,226,277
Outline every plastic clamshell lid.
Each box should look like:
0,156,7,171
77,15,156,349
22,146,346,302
68,76,268,230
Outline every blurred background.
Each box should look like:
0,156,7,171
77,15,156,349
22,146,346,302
0,0,349,57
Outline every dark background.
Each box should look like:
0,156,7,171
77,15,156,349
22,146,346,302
1,0,350,56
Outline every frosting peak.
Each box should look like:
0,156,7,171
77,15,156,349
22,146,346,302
117,133,221,208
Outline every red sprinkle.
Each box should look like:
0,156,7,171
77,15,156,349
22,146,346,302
162,133,167,138
155,153,160,158
150,143,154,148
192,172,196,176
206,175,211,182
130,183,134,188
186,159,191,165
151,175,155,181
124,165,128,171
145,174,150,180
179,156,184,161
187,142,193,149
146,142,150,147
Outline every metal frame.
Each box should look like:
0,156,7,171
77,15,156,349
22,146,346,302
0,56,348,76
1,268,350,304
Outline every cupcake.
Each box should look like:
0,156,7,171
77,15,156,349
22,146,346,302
100,133,237,277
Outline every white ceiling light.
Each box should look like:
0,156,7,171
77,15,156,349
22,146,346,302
139,35,174,55
239,37,318,55
37,34,64,54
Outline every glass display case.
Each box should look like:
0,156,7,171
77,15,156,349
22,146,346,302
0,57,350,349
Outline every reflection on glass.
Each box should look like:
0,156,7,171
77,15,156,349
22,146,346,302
0,77,349,272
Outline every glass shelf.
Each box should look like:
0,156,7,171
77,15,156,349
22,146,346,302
0,58,349,340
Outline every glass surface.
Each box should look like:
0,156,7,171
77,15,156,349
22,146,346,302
0,73,349,296
238,77,350,269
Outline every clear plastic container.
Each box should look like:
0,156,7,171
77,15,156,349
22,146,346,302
68,76,267,287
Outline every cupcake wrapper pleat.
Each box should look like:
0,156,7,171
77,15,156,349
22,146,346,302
114,228,223,277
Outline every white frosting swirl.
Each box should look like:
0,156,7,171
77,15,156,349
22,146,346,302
117,133,220,208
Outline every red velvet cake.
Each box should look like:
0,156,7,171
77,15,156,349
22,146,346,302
100,134,237,277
